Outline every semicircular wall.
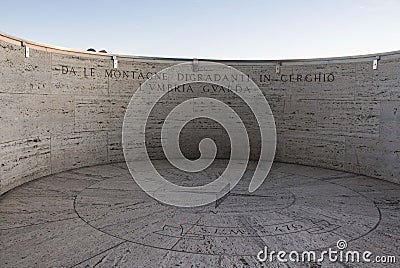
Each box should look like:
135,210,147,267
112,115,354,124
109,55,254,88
1,32,399,195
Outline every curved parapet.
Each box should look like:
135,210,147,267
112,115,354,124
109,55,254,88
1,32,399,195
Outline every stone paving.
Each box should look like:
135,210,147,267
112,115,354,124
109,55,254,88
0,161,399,267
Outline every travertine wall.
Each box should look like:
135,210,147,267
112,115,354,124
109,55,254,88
1,33,399,195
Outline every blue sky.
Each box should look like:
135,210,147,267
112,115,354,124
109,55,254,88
1,0,399,59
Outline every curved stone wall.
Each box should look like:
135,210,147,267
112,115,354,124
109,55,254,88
1,32,399,195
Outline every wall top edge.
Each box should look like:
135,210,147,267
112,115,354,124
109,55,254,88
1,31,400,65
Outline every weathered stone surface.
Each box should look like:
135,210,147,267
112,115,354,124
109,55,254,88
356,59,400,101
0,33,399,194
316,100,380,137
109,95,130,129
37,94,75,135
280,132,346,170
379,100,400,141
51,53,110,95
0,40,24,93
107,130,124,163
74,95,111,132
0,137,50,195
0,40,52,95
50,132,108,173
108,60,171,96
0,93,37,143
344,137,400,184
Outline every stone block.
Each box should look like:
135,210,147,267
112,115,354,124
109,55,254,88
356,59,400,101
0,93,38,143
51,132,108,173
75,96,110,132
107,131,124,163
37,94,75,135
379,100,400,140
0,137,50,195
51,54,110,95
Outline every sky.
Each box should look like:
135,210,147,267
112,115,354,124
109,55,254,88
1,0,399,60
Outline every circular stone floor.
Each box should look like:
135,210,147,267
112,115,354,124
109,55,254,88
0,161,399,267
